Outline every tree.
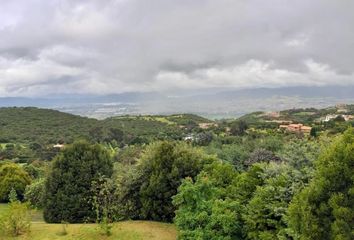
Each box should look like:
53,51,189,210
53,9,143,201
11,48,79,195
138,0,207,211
137,141,215,222
230,120,248,136
194,132,213,146
107,128,124,143
173,161,243,240
310,127,317,138
24,178,45,209
243,164,296,239
245,148,281,166
0,163,31,202
90,175,117,236
288,128,354,239
43,141,113,223
89,127,104,143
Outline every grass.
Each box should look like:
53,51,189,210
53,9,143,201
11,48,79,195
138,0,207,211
0,221,176,240
0,203,8,210
0,204,176,240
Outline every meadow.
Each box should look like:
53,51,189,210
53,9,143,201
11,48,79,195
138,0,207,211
0,204,176,240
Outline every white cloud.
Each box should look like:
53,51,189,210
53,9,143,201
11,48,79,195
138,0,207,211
154,59,354,90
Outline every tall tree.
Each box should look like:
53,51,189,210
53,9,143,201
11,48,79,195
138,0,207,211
43,141,113,223
137,141,215,222
288,128,354,239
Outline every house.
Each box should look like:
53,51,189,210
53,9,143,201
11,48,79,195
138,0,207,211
198,123,218,129
336,104,347,113
288,124,303,132
300,126,312,133
323,114,338,122
279,123,312,133
53,144,65,149
343,115,354,121
323,114,354,122
183,135,195,141
268,120,293,124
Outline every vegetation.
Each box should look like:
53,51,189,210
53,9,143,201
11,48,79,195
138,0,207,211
116,141,216,222
0,189,31,237
0,162,32,202
44,141,113,223
24,178,45,209
288,129,354,239
0,105,353,239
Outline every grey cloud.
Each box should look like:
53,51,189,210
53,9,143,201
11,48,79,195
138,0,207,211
0,0,353,96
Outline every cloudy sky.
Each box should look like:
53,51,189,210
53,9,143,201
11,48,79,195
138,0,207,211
0,0,354,97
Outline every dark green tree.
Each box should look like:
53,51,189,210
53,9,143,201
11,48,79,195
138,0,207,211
137,141,215,222
288,128,354,239
230,120,248,136
43,141,113,223
310,127,317,138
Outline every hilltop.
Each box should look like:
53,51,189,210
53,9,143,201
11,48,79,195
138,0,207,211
0,107,211,145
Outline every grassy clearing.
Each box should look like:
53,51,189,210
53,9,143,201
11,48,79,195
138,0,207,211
0,204,176,240
0,203,8,211
0,221,176,240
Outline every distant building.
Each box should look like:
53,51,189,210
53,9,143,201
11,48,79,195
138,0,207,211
268,120,293,124
336,104,348,113
323,114,354,122
262,111,280,118
183,135,195,141
279,123,312,133
343,115,354,121
324,114,338,122
53,144,65,149
198,123,218,129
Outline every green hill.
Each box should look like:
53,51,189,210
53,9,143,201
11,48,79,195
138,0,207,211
0,108,212,146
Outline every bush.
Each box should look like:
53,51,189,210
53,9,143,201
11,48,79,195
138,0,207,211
0,189,31,236
0,163,32,202
24,178,45,209
173,162,243,239
90,175,117,236
43,141,113,223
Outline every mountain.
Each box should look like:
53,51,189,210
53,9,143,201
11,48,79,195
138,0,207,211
1,86,353,119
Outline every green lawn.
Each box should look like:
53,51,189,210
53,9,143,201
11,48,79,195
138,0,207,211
0,204,176,240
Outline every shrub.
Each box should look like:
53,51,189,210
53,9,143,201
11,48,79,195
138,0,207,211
24,178,45,209
0,189,31,236
90,175,117,236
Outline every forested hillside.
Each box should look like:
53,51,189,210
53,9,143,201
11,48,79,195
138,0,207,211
0,106,353,239
0,107,212,145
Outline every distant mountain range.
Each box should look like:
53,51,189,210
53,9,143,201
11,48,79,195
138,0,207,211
1,86,354,119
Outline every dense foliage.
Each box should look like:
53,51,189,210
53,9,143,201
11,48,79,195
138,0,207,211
24,178,45,209
173,162,242,239
117,141,215,222
0,163,31,202
43,141,113,223
288,128,354,239
0,106,353,238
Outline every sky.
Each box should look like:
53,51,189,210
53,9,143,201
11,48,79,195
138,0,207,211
0,0,354,97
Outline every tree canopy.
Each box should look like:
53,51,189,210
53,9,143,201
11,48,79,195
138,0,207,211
43,141,113,223
288,128,354,240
